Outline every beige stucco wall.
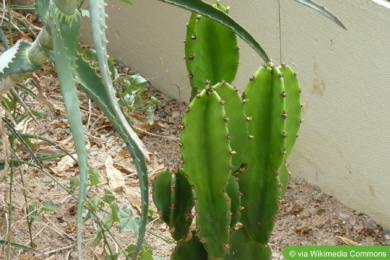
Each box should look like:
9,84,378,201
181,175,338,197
81,0,390,228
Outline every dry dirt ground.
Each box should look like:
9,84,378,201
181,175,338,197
0,65,389,260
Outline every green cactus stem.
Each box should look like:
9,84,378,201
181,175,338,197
238,62,286,244
278,64,302,197
180,87,232,258
279,64,301,158
185,1,239,98
224,227,272,260
152,170,194,241
171,231,208,260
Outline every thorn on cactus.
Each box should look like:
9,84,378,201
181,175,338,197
223,116,229,122
188,73,193,79
282,112,288,119
191,35,197,40
249,75,255,81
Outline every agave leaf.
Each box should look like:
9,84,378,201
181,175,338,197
295,0,347,30
48,1,87,258
87,1,149,258
160,0,270,62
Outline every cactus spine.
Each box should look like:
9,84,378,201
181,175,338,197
152,1,301,259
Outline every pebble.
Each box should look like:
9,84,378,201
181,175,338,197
159,111,168,118
363,219,377,229
42,176,52,183
313,185,321,192
295,177,305,185
338,212,350,221
272,252,283,259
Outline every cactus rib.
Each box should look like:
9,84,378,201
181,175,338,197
239,63,286,244
181,87,232,258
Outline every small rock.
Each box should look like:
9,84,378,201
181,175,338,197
313,185,321,192
171,111,180,118
338,212,350,221
272,252,282,259
159,111,168,118
295,177,305,185
42,176,51,183
363,220,377,230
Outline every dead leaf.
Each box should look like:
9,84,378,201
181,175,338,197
117,149,131,158
129,112,159,137
295,226,312,234
65,223,76,233
336,235,359,245
290,204,303,215
105,156,125,192
53,154,77,176
113,162,133,175
125,187,142,215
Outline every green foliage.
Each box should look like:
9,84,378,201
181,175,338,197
116,74,161,125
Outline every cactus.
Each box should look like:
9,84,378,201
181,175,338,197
152,2,302,258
